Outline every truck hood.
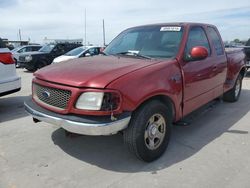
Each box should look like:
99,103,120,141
34,55,163,88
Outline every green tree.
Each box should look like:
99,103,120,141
233,39,240,43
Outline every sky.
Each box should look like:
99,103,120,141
0,0,250,45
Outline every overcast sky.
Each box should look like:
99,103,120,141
0,0,250,45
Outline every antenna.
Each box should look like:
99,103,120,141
84,9,86,46
19,29,22,42
103,19,106,46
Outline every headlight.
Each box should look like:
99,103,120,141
75,91,121,111
76,92,104,110
25,55,32,62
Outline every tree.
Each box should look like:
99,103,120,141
233,39,240,43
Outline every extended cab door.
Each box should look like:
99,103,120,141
182,26,218,116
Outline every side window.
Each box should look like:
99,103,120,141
33,46,41,51
185,26,211,58
26,47,32,52
207,27,224,56
88,48,99,55
18,48,26,53
54,44,65,54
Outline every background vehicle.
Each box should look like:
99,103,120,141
25,23,246,162
18,43,82,71
0,45,21,97
244,38,250,68
52,46,100,64
12,45,42,67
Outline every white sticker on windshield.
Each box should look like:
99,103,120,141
160,26,181,32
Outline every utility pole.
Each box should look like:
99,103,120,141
84,9,86,46
19,29,22,42
102,19,106,46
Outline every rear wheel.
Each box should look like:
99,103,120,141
123,100,172,162
223,74,243,102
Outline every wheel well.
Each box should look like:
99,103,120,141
136,95,176,122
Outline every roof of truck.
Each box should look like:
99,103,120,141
129,22,216,29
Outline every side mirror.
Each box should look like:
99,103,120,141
189,46,208,61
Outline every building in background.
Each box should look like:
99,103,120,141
43,37,83,45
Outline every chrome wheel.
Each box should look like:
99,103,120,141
144,114,166,150
235,78,241,97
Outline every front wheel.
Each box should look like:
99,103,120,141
223,74,243,102
123,100,172,162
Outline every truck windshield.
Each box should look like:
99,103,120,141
104,26,183,59
39,44,55,53
65,46,86,56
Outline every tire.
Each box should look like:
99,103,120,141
123,100,172,162
223,74,243,102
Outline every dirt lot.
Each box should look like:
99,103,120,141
1,69,250,188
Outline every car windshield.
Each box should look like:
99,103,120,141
39,44,55,53
104,26,183,59
65,46,86,56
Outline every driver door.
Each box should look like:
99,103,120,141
182,26,216,116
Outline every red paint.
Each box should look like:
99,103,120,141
190,46,208,60
32,23,246,122
0,52,15,64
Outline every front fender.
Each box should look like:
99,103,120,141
106,60,183,121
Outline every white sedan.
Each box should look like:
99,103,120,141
0,48,21,97
52,46,101,64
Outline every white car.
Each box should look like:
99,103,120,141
52,46,100,64
0,48,21,97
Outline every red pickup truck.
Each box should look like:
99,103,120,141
25,23,246,162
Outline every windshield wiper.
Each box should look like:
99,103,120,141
115,51,151,59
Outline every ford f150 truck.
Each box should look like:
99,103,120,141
25,23,246,162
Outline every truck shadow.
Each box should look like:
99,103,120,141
0,96,30,123
51,89,250,173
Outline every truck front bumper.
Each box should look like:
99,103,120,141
24,98,131,135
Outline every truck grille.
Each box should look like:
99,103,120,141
33,83,71,110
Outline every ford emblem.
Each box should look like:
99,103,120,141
42,91,51,99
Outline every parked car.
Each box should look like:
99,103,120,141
244,39,250,68
52,46,100,64
25,23,246,162
12,45,42,67
18,43,82,71
0,47,21,97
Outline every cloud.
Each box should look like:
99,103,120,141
0,0,250,44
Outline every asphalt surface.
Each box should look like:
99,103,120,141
0,69,250,188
